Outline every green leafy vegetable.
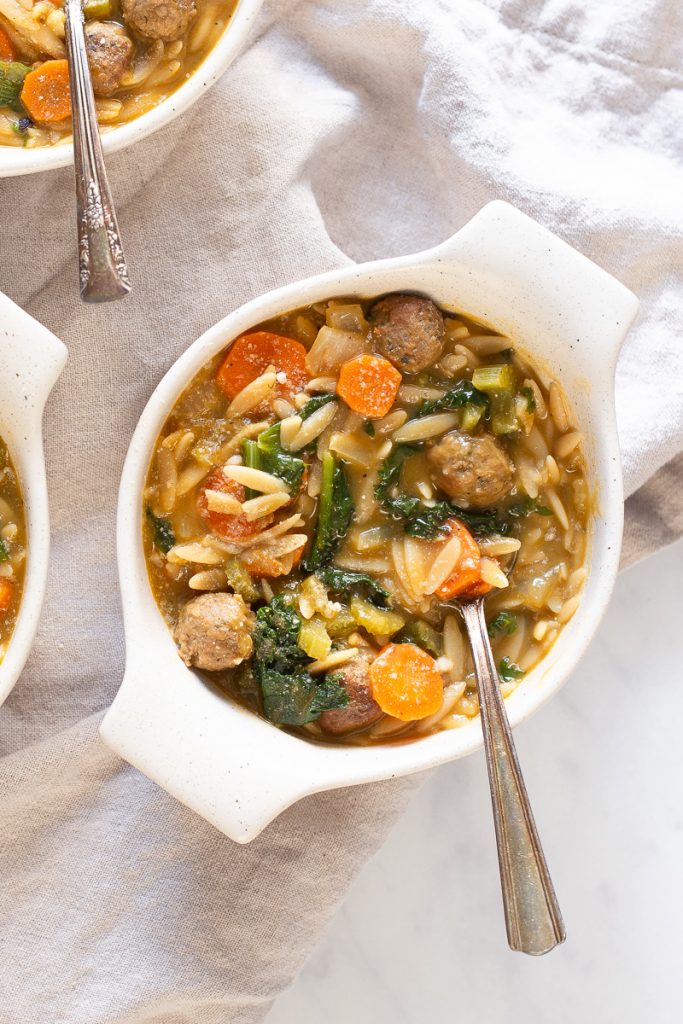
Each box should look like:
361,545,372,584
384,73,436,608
252,595,348,725
396,621,443,657
363,420,376,437
498,656,524,682
146,507,175,554
299,393,337,421
315,565,390,607
374,444,421,521
488,612,518,637
0,537,9,562
305,452,354,569
507,496,553,519
0,63,31,113
249,425,306,492
520,386,536,413
417,380,489,418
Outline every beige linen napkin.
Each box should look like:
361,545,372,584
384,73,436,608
0,1,681,1020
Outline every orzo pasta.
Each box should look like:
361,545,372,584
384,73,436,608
143,292,590,745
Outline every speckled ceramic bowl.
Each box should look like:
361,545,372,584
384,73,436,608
0,294,67,705
0,0,265,178
101,201,639,843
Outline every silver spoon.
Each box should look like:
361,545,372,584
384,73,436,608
64,0,131,302
455,591,566,955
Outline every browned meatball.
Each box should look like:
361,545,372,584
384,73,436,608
174,593,255,672
369,294,445,373
121,0,197,42
86,22,134,98
427,430,514,508
319,651,383,736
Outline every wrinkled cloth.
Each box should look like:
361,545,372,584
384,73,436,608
0,0,681,1021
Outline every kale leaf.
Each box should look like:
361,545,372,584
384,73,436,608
146,507,175,554
305,453,354,569
0,537,9,562
498,656,525,682
253,424,306,491
374,444,421,521
520,386,536,413
417,380,489,418
299,393,337,421
252,595,348,725
488,612,518,638
315,565,391,607
507,495,553,519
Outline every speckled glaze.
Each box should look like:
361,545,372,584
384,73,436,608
0,0,265,178
101,202,639,844
0,294,67,705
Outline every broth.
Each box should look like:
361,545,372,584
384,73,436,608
0,437,26,660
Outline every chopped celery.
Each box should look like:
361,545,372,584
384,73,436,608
224,557,259,603
327,607,356,638
83,0,112,16
298,616,332,660
472,364,516,393
460,402,484,432
349,596,406,637
0,62,31,113
490,392,518,434
396,621,443,657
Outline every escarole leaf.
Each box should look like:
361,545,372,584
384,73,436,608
315,565,391,607
248,423,306,492
252,595,348,726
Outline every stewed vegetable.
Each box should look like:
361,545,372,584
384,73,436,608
143,292,590,744
0,437,26,661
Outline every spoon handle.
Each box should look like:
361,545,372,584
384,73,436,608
65,0,131,302
459,597,566,955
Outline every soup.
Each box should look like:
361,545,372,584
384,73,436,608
143,293,589,745
0,0,237,147
0,436,26,660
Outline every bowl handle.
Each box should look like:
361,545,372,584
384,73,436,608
423,201,639,370
0,292,68,413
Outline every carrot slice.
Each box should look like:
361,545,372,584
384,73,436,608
20,60,71,124
435,519,484,600
216,332,309,401
0,579,14,617
369,643,444,721
336,353,402,418
197,468,272,541
0,26,15,61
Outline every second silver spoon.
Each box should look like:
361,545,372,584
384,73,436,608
64,0,131,302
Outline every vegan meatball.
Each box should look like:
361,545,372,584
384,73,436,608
85,22,134,98
427,430,514,508
174,592,255,672
319,651,383,736
369,294,445,373
121,0,197,42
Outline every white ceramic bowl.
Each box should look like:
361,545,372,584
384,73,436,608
0,293,67,705
0,0,265,178
101,201,639,843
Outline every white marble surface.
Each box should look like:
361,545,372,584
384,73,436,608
265,539,683,1024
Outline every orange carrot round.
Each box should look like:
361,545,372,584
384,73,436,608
336,353,402,418
0,26,15,61
435,519,487,599
197,468,271,541
20,60,71,124
216,332,309,401
369,643,444,721
0,579,14,617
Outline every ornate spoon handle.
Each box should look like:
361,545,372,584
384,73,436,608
65,0,131,302
458,596,566,955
